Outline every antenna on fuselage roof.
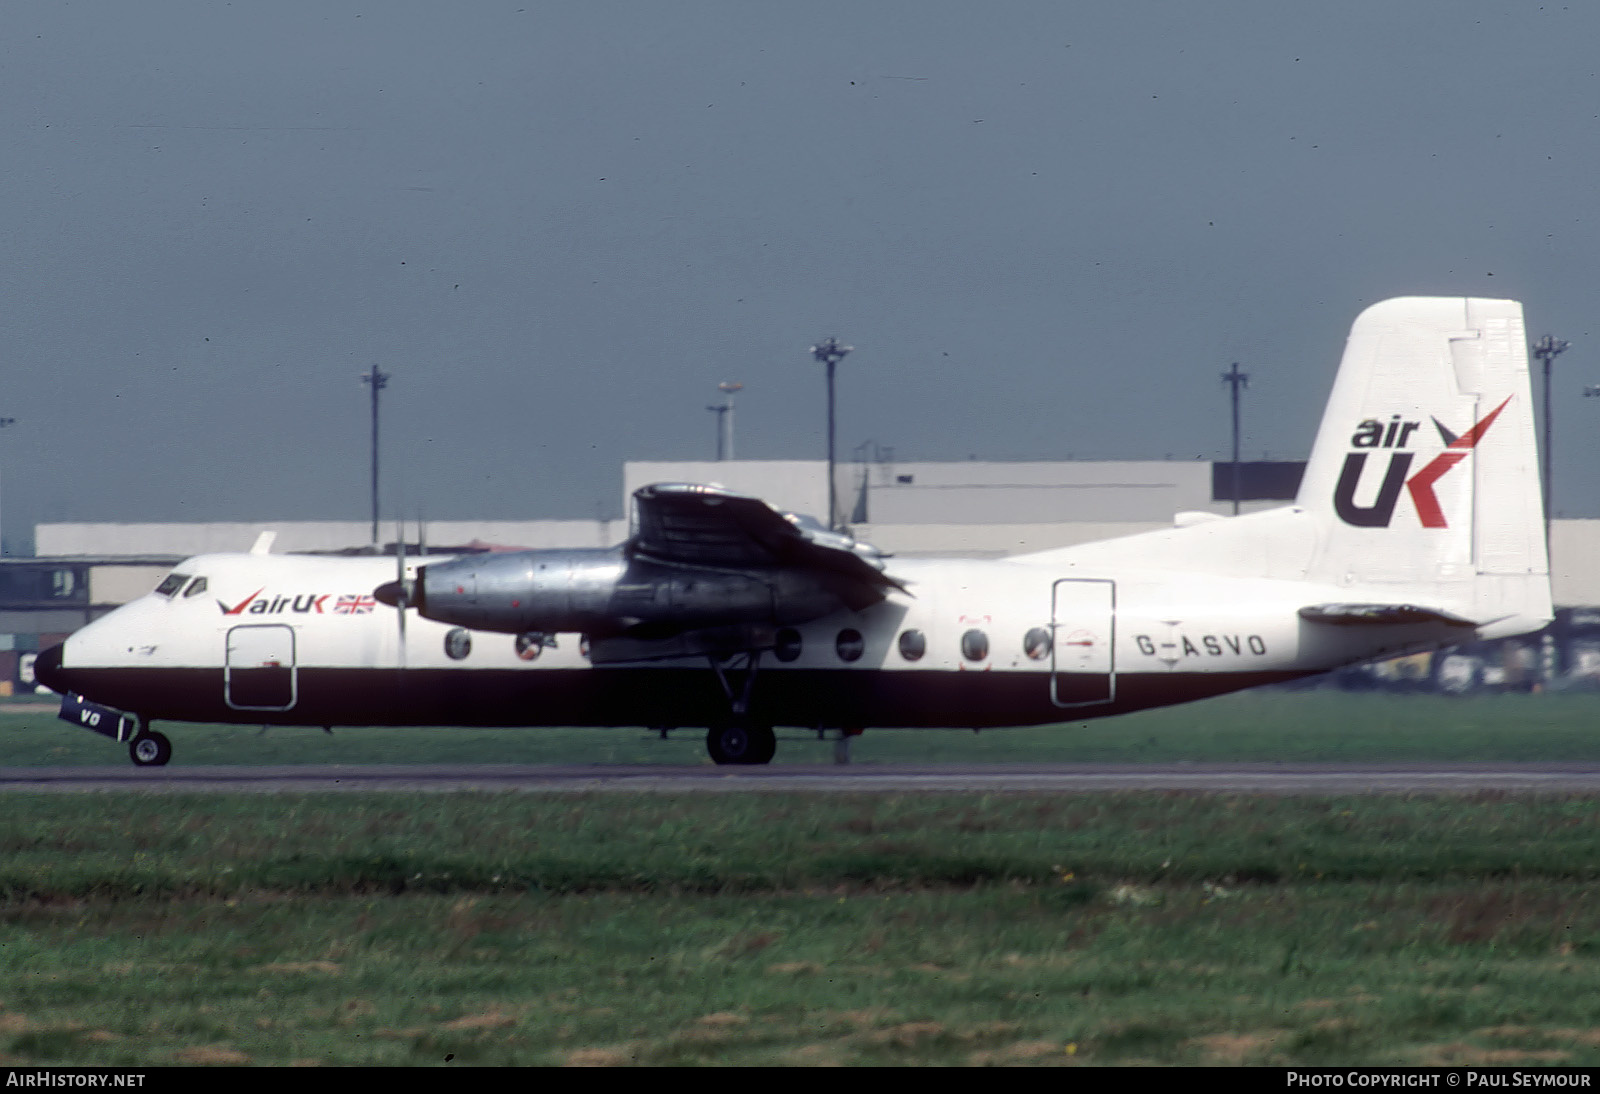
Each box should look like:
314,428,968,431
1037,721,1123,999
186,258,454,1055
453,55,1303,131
249,531,276,556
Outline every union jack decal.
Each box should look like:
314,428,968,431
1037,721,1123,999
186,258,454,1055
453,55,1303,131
334,595,376,615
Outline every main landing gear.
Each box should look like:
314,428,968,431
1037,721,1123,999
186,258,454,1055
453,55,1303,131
703,649,776,765
705,721,776,765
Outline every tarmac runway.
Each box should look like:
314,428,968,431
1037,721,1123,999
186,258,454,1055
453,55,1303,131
5,762,1600,793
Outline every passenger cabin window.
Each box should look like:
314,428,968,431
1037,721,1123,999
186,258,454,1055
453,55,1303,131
897,629,926,661
961,629,989,662
835,628,864,662
1024,627,1052,661
774,628,802,663
154,573,190,598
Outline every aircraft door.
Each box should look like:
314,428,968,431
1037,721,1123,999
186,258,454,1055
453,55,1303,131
226,624,297,711
1050,579,1115,708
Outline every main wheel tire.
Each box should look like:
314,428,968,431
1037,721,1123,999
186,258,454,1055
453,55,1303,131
129,731,172,768
746,723,776,765
706,722,776,765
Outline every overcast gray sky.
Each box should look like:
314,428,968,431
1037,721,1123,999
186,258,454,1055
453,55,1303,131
6,1,1600,548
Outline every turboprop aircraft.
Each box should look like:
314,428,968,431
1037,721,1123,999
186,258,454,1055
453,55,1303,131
36,297,1553,767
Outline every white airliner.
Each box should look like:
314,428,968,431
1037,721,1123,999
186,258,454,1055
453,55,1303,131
37,297,1552,767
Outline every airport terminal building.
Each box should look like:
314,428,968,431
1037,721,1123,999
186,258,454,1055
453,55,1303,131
9,457,1598,693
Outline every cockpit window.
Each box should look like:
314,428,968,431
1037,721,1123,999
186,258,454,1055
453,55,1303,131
182,576,209,598
154,573,190,598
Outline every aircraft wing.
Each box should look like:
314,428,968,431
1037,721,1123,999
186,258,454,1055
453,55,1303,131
630,483,908,608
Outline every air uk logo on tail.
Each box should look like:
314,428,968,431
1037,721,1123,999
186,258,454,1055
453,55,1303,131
1333,396,1512,528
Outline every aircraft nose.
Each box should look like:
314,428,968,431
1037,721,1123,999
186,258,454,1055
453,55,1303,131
34,643,65,693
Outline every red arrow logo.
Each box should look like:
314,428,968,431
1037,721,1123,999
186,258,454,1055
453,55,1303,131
217,588,264,615
1404,396,1511,529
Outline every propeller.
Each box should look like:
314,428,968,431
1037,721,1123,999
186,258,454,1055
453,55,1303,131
374,520,416,667
395,518,407,667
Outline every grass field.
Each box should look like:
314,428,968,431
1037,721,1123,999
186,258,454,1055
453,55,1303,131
2,689,1599,1066
6,686,1600,766
3,792,1600,1065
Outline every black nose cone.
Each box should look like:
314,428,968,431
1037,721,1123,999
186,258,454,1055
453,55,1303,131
373,580,403,608
34,643,65,693
373,576,423,613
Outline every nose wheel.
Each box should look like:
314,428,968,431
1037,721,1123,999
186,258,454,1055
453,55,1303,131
129,729,172,768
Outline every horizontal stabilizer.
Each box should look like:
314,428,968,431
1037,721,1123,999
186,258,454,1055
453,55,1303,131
1298,603,1477,628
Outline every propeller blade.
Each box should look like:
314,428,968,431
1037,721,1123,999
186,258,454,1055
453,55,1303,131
396,519,408,668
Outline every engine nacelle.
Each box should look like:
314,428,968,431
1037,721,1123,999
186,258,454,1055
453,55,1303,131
392,548,843,638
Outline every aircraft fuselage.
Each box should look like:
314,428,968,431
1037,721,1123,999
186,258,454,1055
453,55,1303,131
39,548,1450,731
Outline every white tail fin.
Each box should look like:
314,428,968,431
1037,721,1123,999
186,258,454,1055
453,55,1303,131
1294,297,1548,635
1027,297,1551,639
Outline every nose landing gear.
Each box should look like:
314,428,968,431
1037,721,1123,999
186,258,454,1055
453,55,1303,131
129,727,172,767
59,694,172,767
